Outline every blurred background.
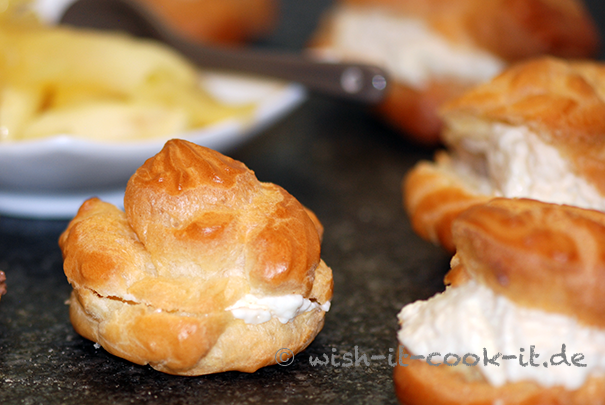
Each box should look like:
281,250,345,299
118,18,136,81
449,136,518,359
0,0,605,404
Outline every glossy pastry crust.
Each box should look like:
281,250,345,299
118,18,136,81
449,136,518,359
404,58,605,251
395,198,605,404
132,0,278,45
403,152,490,252
442,57,605,196
309,0,600,145
59,139,333,375
452,198,605,329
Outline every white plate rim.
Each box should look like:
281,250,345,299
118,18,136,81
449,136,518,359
0,78,306,219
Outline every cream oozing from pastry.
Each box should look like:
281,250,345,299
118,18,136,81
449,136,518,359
314,6,505,89
398,280,605,390
451,124,605,210
226,294,331,324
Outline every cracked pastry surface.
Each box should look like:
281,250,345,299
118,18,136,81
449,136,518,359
404,57,605,252
59,139,333,375
395,198,605,404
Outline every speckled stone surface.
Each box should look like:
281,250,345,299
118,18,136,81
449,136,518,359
0,93,451,405
1,0,605,404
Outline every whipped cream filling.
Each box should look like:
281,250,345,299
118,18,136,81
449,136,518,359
315,6,505,89
398,280,605,390
226,294,331,324
452,124,605,211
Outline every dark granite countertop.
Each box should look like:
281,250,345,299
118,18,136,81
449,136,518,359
1,1,605,404
0,95,450,405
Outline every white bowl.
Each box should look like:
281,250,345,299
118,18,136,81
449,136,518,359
0,72,306,219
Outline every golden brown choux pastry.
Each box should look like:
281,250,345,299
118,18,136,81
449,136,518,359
59,139,333,375
404,57,605,251
309,0,600,145
395,198,605,404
